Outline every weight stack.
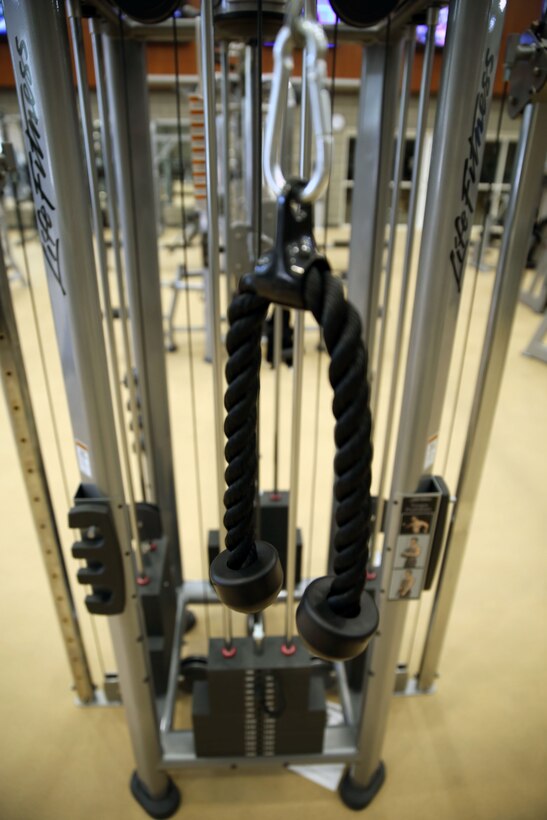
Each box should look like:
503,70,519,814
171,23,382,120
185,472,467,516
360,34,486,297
192,637,326,757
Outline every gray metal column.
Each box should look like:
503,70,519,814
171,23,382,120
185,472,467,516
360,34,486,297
418,101,547,691
90,22,148,503
69,9,146,578
0,242,95,704
4,0,168,796
347,35,404,362
371,28,416,420
102,30,182,585
351,0,507,789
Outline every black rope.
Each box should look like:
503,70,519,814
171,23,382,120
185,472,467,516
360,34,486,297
308,13,339,580
223,268,372,618
224,292,269,570
304,270,372,616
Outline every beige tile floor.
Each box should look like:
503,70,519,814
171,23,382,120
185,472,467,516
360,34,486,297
0,227,546,820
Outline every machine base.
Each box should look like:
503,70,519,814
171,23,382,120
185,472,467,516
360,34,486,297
338,762,386,810
130,771,181,819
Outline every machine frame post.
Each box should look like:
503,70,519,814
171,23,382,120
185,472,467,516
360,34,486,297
3,0,175,802
345,0,507,801
418,100,547,690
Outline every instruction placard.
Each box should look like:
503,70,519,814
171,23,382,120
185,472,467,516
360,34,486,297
388,495,439,601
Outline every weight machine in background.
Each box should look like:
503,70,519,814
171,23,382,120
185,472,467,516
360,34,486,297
0,0,546,817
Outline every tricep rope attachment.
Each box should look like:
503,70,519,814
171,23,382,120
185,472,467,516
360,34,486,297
210,181,379,661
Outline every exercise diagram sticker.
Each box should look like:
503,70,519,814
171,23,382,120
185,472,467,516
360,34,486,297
389,496,437,601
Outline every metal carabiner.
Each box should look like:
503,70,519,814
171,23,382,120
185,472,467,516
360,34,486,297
263,11,332,204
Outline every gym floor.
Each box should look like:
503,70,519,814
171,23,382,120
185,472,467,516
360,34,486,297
0,227,546,819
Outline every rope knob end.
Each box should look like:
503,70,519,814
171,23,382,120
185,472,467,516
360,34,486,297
296,577,378,661
210,540,283,614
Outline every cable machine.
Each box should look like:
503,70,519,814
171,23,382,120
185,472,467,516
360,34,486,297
1,0,545,816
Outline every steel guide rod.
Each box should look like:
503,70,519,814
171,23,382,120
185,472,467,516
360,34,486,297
68,7,145,577
271,18,309,500
371,10,437,561
370,27,416,422
251,25,263,544
201,0,233,646
347,36,404,369
251,32,262,266
244,45,257,243
351,0,507,790
418,101,547,691
284,0,316,647
273,305,283,493
102,28,183,586
0,243,95,704
220,42,235,304
150,120,162,236
3,0,168,796
89,22,149,504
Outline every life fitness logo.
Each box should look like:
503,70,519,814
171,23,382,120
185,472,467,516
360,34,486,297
14,36,65,295
450,47,495,291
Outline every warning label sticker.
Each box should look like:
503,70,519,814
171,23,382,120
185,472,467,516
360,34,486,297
75,440,92,478
423,434,438,471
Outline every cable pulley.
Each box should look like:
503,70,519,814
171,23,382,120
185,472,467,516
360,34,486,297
210,181,378,660
328,0,399,27
108,1,180,23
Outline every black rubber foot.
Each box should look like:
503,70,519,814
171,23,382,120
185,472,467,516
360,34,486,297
130,771,181,819
338,763,386,811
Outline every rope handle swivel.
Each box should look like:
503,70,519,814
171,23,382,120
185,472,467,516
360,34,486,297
210,182,379,662
263,4,332,203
